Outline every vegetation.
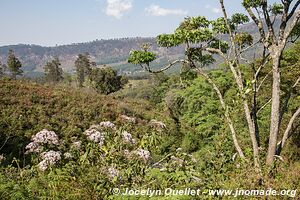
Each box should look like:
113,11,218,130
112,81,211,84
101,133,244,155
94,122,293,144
0,61,4,77
75,53,94,87
7,50,23,79
128,0,300,169
44,58,64,84
88,67,128,95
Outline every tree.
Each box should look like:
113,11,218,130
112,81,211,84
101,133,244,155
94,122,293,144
0,62,4,77
44,58,64,83
7,50,22,79
241,0,300,165
75,53,93,87
89,67,128,95
128,0,300,168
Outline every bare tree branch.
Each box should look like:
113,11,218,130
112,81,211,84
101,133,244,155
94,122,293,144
140,59,188,74
282,9,300,44
257,70,272,92
279,76,300,126
257,99,272,115
277,107,300,154
287,1,300,20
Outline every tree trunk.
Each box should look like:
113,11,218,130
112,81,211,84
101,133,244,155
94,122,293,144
243,101,260,168
266,52,281,165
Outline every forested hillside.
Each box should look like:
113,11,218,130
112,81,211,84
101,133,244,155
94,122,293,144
0,21,268,78
0,38,184,77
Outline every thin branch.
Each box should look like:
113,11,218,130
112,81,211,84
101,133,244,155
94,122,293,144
257,99,272,115
246,8,266,39
239,40,261,55
255,54,271,79
279,76,300,126
140,59,188,74
262,1,276,43
287,1,300,20
0,136,10,151
279,0,291,41
293,76,300,87
257,70,272,92
151,154,172,168
277,107,300,154
283,9,300,44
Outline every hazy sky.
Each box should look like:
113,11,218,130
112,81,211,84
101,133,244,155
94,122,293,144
0,0,277,47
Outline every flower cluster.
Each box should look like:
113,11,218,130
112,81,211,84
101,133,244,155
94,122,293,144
25,129,60,154
25,142,42,154
84,128,105,146
63,152,73,159
99,121,116,129
135,149,151,163
31,129,60,145
107,167,119,180
122,131,136,144
38,150,61,171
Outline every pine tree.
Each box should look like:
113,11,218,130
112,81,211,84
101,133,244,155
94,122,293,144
44,57,64,83
7,50,22,79
75,53,92,87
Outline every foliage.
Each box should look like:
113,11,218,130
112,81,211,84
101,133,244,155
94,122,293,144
44,57,64,83
128,50,156,65
7,49,23,79
234,32,253,48
0,61,3,77
88,67,128,95
242,0,264,8
75,53,93,87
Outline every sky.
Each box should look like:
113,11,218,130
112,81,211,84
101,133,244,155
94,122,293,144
0,0,277,47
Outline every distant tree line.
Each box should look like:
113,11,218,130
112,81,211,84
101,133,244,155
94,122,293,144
74,53,128,94
0,49,127,95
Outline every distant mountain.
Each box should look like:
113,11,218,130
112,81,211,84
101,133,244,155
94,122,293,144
0,20,279,78
0,38,184,77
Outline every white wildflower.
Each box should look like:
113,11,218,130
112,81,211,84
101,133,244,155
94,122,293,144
38,160,48,171
99,121,116,129
31,129,60,145
41,150,61,165
38,150,61,171
85,128,105,146
124,149,130,157
63,152,73,159
122,131,136,144
135,149,151,163
84,128,99,137
108,167,119,180
25,142,43,154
